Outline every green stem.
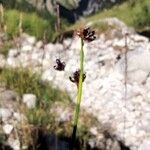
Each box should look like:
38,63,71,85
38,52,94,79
71,38,84,149
74,38,84,126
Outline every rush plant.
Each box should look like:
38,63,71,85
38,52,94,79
54,27,96,149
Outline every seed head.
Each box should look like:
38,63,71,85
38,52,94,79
76,27,96,42
54,59,66,71
69,70,86,86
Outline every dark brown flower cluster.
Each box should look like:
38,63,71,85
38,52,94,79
54,59,66,71
69,70,86,86
54,59,86,86
77,27,96,42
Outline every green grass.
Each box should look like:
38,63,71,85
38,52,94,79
0,67,71,147
0,68,70,104
0,40,13,57
0,67,107,150
0,67,71,129
3,9,56,41
0,67,100,149
70,0,150,32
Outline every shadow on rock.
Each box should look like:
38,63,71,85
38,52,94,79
0,143,13,150
28,128,99,150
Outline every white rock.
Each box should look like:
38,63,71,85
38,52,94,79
0,108,12,120
127,51,150,72
44,43,55,51
41,59,51,70
70,37,81,50
31,51,44,62
140,120,150,132
36,41,43,48
129,126,138,135
3,124,13,134
90,127,98,135
128,70,148,84
88,138,96,149
21,45,33,52
146,77,150,90
13,112,26,122
139,141,150,150
7,57,20,68
113,39,125,47
8,49,19,57
54,43,64,51
26,36,36,45
18,53,30,63
8,139,20,150
130,34,149,43
146,92,150,100
41,69,55,81
63,38,72,48
22,94,36,108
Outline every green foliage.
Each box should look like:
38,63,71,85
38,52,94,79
0,68,70,104
93,21,116,33
0,68,100,148
131,0,150,29
26,108,55,127
0,0,35,12
0,40,13,56
4,9,56,41
70,0,150,32
0,67,71,128
0,0,70,42
4,10,19,37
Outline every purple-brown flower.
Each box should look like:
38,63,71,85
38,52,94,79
54,59,66,71
69,70,86,86
76,27,96,42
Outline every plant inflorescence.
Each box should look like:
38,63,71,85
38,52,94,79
54,27,96,149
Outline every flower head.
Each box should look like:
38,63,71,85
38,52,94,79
76,27,96,42
69,70,86,86
54,59,66,71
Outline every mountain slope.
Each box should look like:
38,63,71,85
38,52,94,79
69,0,150,32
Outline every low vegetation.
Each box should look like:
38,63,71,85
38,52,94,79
70,0,150,32
3,9,56,41
0,67,100,149
0,67,70,104
0,67,97,133
0,40,13,56
0,67,71,132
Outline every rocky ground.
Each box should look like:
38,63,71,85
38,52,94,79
0,86,28,149
0,18,150,150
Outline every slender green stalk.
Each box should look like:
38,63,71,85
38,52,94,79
71,38,84,149
74,38,84,126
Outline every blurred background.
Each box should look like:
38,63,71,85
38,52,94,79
0,0,149,41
